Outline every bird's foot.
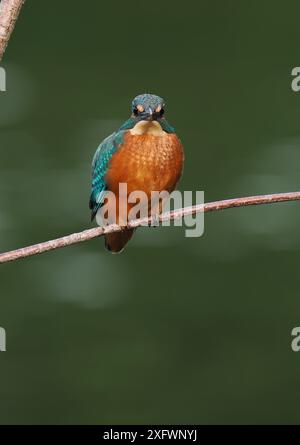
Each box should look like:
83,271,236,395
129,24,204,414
148,214,160,228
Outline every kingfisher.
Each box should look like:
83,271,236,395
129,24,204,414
89,93,184,253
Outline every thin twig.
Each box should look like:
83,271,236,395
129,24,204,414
0,191,300,264
0,0,25,61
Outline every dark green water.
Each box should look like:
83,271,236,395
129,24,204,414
1,0,300,424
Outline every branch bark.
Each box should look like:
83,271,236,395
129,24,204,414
0,0,25,61
1,191,300,264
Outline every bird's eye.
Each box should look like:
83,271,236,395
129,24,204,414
159,108,165,116
133,104,144,116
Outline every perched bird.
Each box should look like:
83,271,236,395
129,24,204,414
89,93,184,253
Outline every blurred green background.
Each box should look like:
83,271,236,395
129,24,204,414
1,0,300,424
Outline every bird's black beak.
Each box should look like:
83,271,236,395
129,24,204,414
146,107,154,120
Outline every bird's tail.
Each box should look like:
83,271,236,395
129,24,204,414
104,229,135,254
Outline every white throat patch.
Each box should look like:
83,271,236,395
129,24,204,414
130,120,165,136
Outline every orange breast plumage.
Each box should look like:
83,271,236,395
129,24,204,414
105,130,184,198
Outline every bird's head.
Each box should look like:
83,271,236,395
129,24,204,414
131,94,165,121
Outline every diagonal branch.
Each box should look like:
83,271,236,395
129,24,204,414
0,0,25,61
1,191,300,264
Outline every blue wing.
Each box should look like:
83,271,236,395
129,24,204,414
89,118,137,220
89,131,126,220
